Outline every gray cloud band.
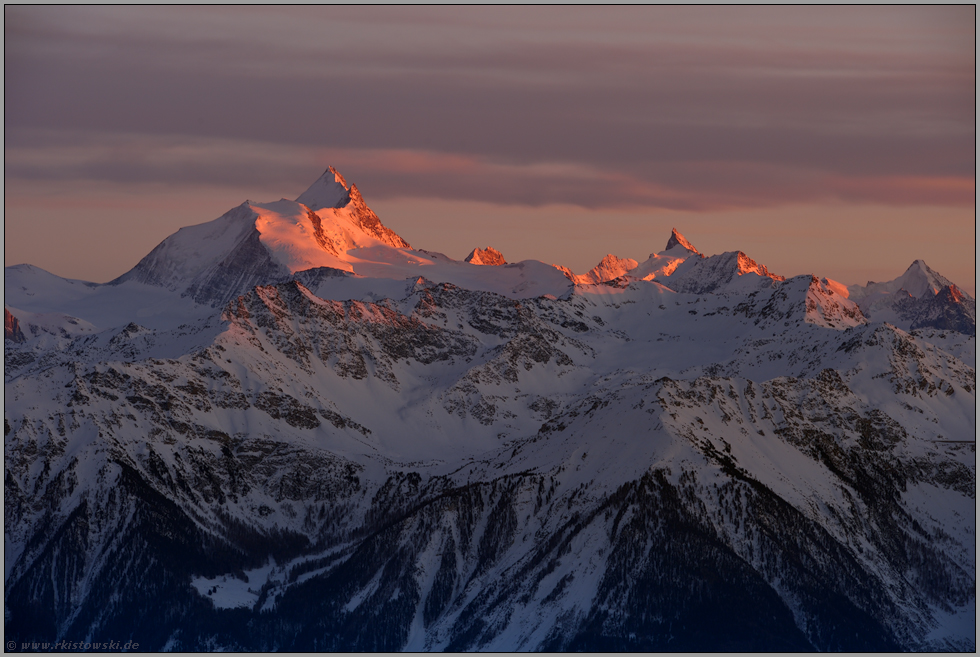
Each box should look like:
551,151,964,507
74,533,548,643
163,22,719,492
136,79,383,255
5,6,973,210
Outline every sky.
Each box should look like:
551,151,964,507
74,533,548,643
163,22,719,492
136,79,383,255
4,6,976,293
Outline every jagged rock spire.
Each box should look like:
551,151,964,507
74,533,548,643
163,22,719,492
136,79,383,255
465,247,506,266
665,228,700,255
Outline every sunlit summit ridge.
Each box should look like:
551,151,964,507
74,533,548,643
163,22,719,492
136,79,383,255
4,165,975,652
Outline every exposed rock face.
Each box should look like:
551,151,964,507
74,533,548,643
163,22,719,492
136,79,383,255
346,184,410,249
4,308,26,343
4,271,974,651
465,247,507,266
665,227,701,255
909,284,976,334
4,186,975,652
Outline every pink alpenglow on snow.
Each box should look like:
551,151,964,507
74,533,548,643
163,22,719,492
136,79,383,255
3,161,975,652
555,254,640,285
4,167,973,337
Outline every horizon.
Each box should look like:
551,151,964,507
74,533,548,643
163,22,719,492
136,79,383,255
5,6,976,294
4,164,972,296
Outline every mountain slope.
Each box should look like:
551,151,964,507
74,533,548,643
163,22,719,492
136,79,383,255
111,170,412,306
661,250,785,295
555,254,639,285
847,260,976,334
5,275,973,650
554,229,705,286
850,259,957,302
4,169,975,652
6,169,578,323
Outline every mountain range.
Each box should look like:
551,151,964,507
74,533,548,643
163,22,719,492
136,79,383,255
4,167,975,651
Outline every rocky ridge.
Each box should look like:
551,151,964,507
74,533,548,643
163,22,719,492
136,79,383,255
465,247,507,266
4,168,975,651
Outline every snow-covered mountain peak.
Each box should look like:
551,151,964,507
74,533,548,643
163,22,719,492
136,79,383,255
839,258,976,332
295,166,352,211
800,275,867,328
663,228,701,256
111,201,261,292
5,168,976,651
465,247,507,266
247,190,411,271
902,259,959,299
848,259,959,303
661,249,784,295
95,169,417,309
557,253,639,285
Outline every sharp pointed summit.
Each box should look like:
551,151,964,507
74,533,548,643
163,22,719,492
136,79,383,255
296,166,352,211
844,258,975,333
848,259,959,302
3,167,975,653
297,167,410,249
664,228,700,255
897,259,957,299
104,167,411,306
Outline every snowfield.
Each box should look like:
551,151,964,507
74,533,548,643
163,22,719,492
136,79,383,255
4,168,975,651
